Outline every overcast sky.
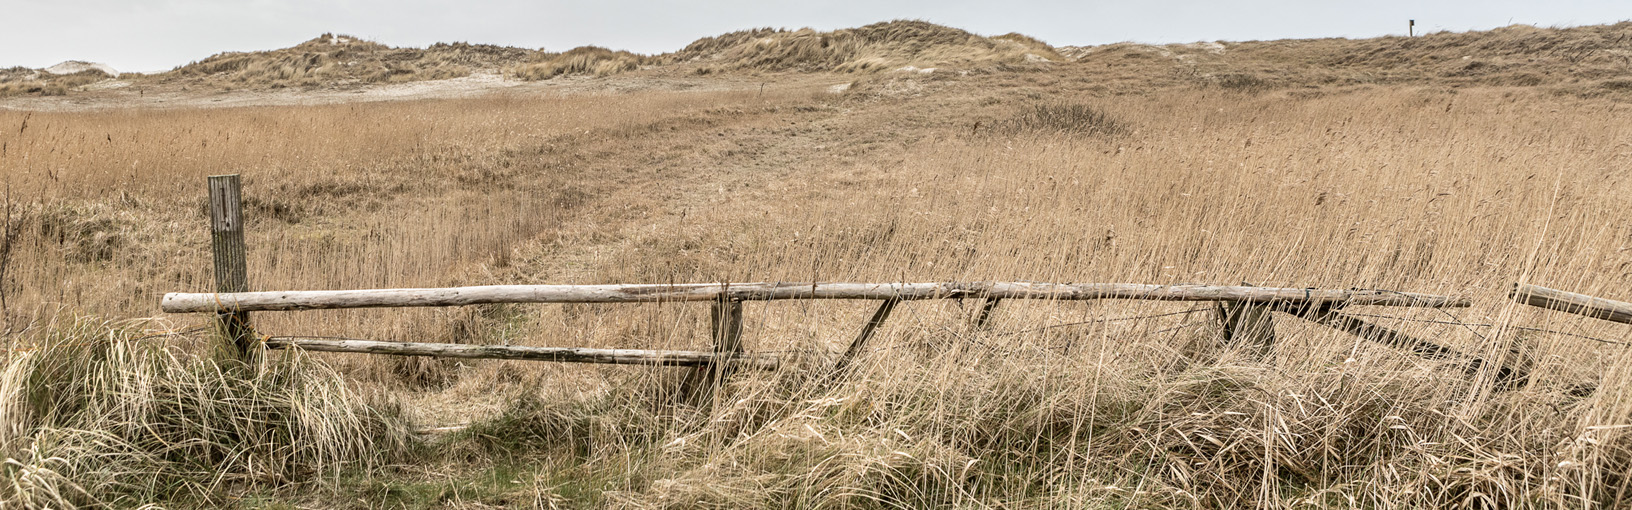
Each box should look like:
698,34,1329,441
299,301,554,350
3,0,1629,73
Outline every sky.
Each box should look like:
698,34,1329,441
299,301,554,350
2,0,1629,73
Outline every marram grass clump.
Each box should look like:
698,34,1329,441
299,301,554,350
0,318,410,507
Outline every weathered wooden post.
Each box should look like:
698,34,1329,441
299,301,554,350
1214,282,1276,359
971,297,1002,331
208,175,254,359
708,297,745,382
1215,300,1276,358
683,296,744,404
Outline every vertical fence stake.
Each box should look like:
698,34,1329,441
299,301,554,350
971,297,1002,331
1215,300,1275,359
709,298,744,381
684,297,743,405
208,175,253,359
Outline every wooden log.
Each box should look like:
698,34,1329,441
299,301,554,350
264,338,780,370
1215,300,1275,359
1511,283,1632,325
207,175,254,357
162,282,1471,313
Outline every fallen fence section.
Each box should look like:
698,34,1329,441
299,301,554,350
1511,284,1632,325
264,338,781,370
162,282,1471,313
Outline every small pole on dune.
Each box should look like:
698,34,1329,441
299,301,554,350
1409,20,1415,37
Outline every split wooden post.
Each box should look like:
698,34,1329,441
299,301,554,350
207,175,254,359
1214,283,1275,359
1511,283,1632,325
833,298,901,374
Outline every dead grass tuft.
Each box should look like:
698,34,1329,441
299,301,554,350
0,318,408,506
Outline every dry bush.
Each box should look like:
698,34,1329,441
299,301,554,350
996,101,1127,136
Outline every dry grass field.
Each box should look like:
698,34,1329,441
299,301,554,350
2,20,1632,509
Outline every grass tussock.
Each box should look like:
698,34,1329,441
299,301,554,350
0,318,409,507
508,46,646,81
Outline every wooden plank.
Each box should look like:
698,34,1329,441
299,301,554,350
833,298,901,373
161,282,1472,313
1215,300,1275,358
1511,283,1632,325
264,338,780,369
207,175,254,357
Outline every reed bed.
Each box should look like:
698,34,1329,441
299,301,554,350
0,63,1628,507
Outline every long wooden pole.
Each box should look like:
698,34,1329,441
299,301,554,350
265,338,780,369
1511,283,1632,325
162,282,1471,313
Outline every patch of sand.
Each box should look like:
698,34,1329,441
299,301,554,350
43,60,119,76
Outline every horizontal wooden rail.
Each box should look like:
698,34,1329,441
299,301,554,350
162,282,1471,313
1511,284,1632,325
265,338,781,369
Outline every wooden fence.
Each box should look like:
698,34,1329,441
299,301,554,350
163,176,1632,393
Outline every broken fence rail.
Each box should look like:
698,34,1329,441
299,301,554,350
1511,284,1632,325
265,337,781,370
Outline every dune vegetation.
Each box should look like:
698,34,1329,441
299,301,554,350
1,19,1631,509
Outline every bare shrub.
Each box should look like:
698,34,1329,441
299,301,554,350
998,101,1127,136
